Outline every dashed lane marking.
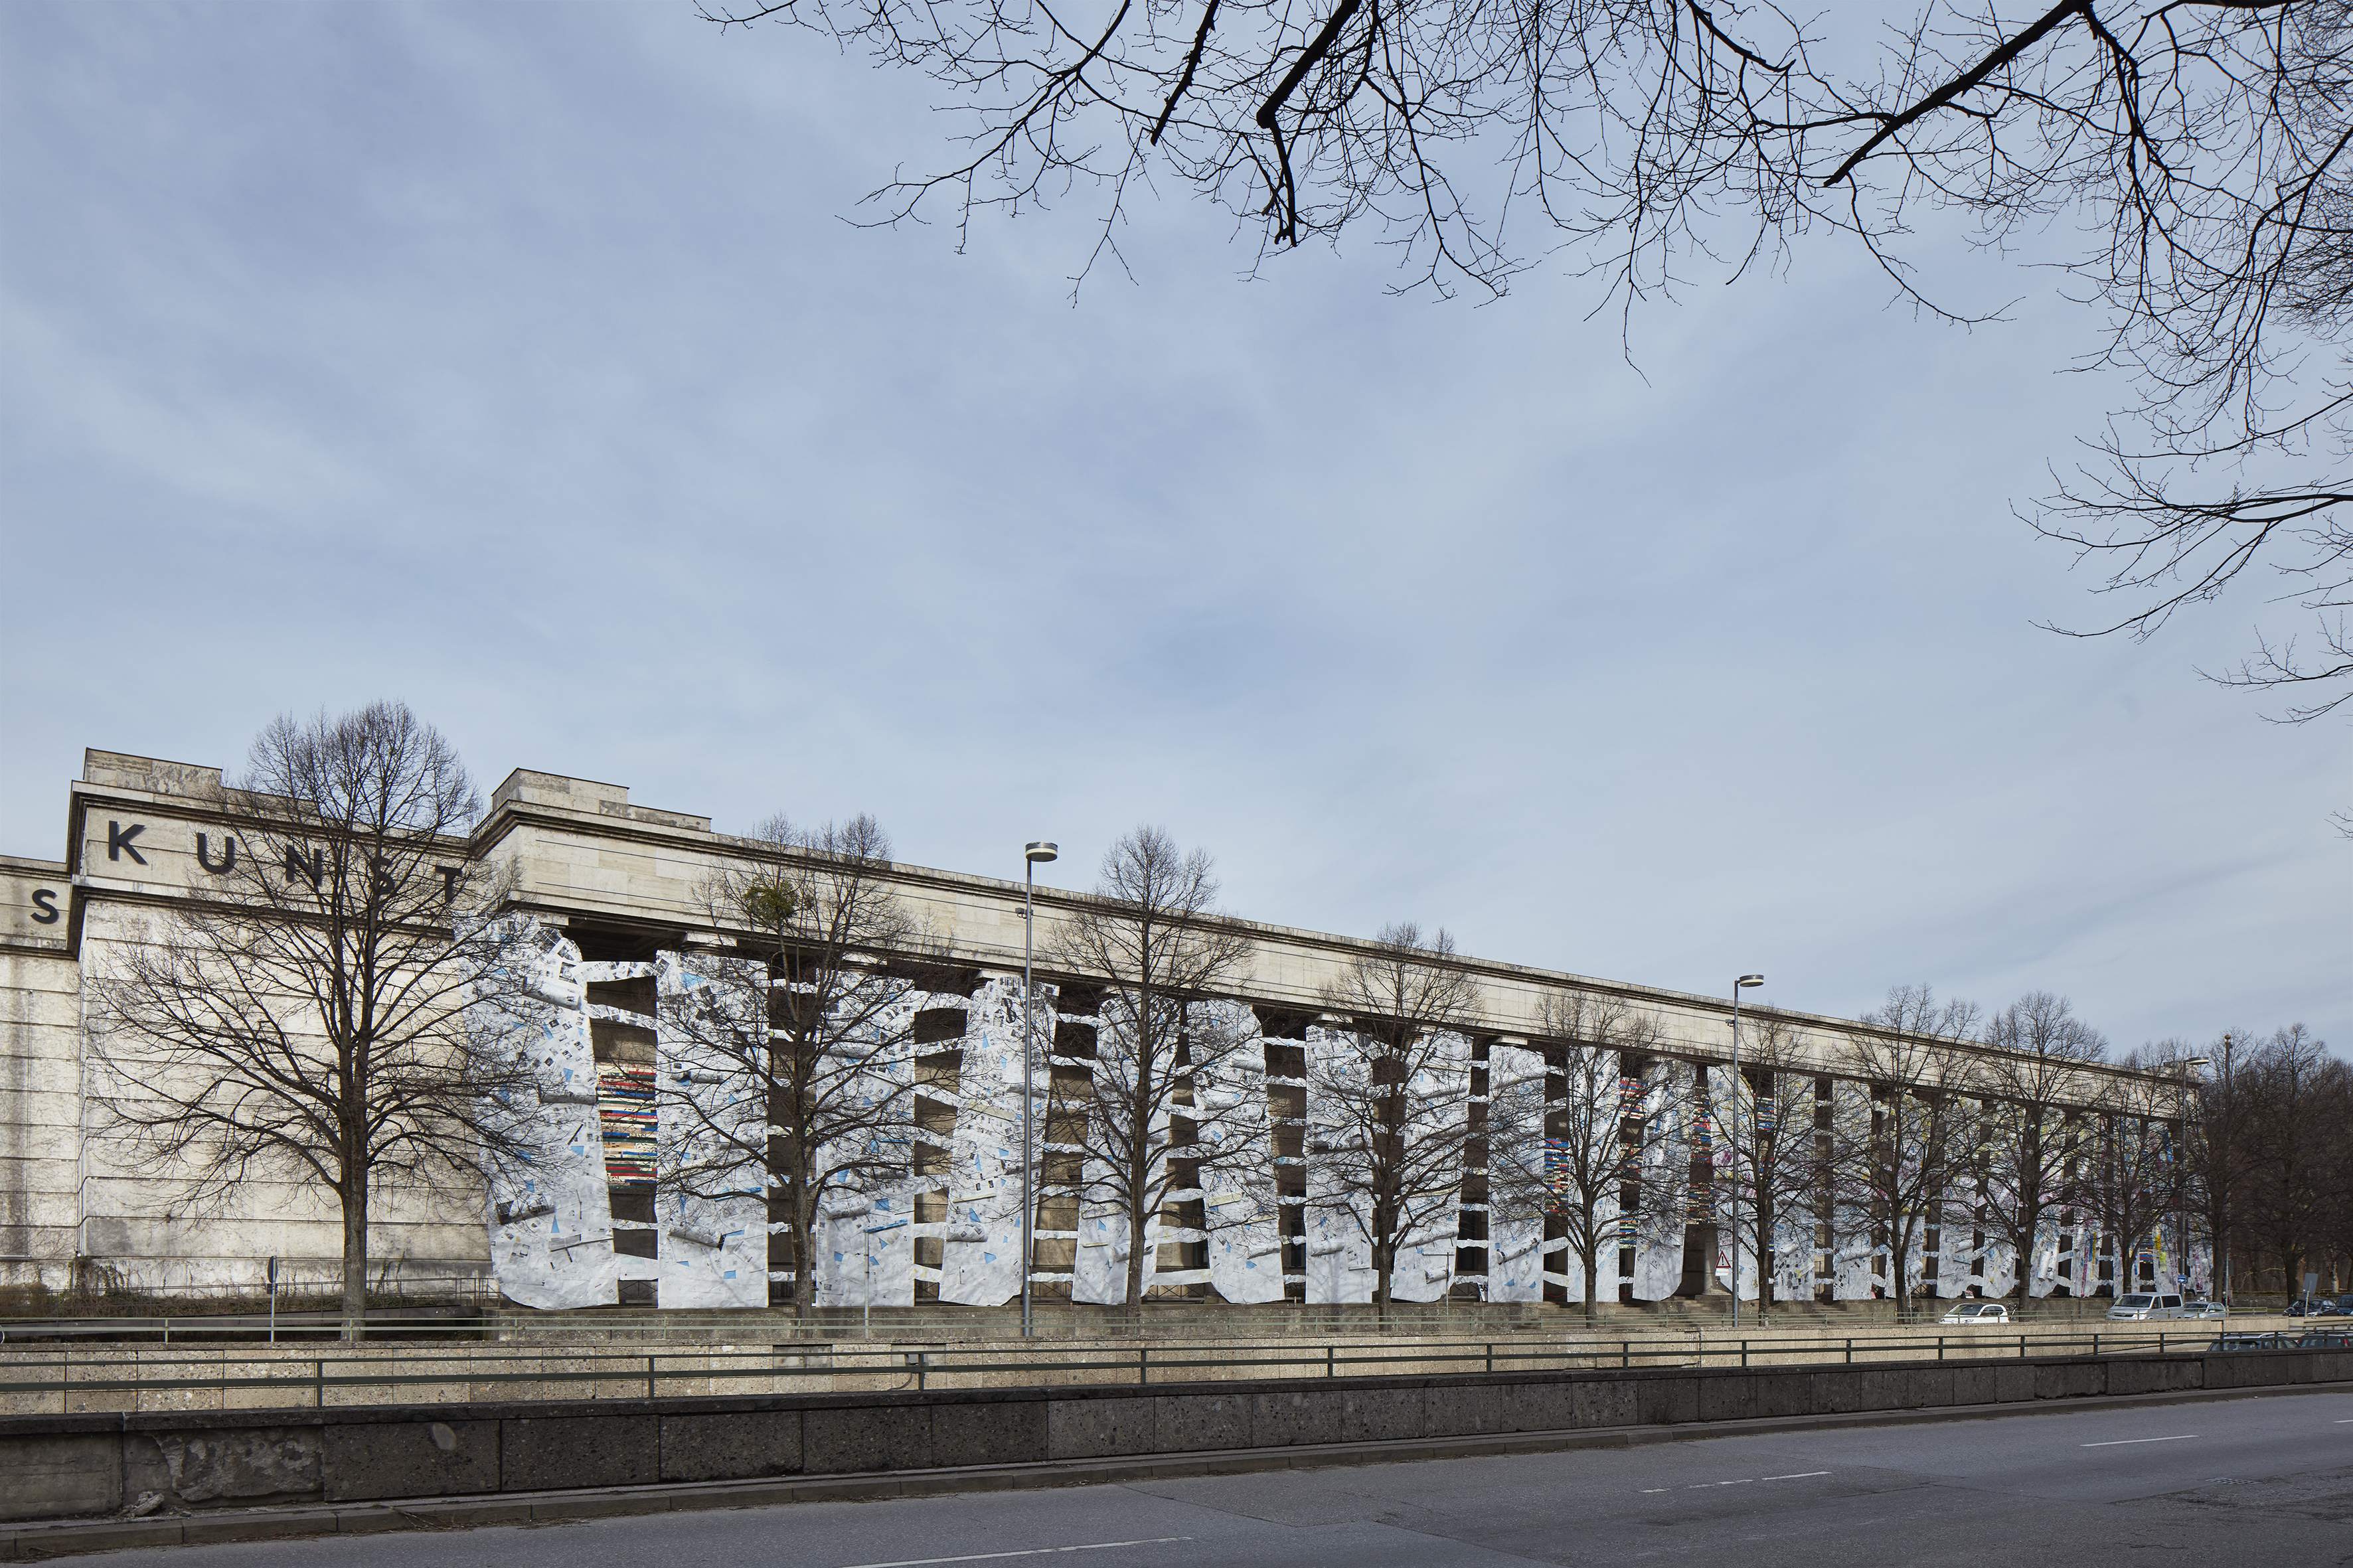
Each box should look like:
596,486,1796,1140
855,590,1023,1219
2081,1435,2196,1448
1651,1472,1830,1492
838,1539,1194,1568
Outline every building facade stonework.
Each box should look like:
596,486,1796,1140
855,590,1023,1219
0,749,2193,1308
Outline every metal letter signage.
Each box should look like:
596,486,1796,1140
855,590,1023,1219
30,888,60,924
195,832,238,874
106,821,148,865
284,844,323,889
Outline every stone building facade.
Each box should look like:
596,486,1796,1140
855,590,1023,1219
0,748,2190,1308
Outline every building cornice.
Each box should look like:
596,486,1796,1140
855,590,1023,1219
33,753,2184,1103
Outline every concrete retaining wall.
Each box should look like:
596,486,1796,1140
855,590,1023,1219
5,1349,2347,1524
5,1320,2291,1417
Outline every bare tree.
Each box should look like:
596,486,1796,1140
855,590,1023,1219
2186,1030,2257,1304
1046,826,1256,1305
1976,992,2108,1302
1487,989,1667,1316
661,813,922,1320
2229,1024,2347,1298
1805,0,2353,725
1722,1012,1838,1320
84,702,525,1338
696,0,1841,300
1306,922,1483,1310
1832,984,1984,1312
700,0,2353,728
2077,1056,2197,1298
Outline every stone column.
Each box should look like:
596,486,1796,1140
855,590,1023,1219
1257,1008,1311,1304
908,994,972,1303
1032,984,1097,1303
1677,1064,1724,1298
1451,1036,1496,1300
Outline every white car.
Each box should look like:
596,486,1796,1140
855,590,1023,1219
1940,1302,2011,1324
2106,1293,2185,1320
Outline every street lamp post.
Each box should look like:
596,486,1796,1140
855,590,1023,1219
1730,975,1764,1329
2181,1056,2209,1306
1020,841,1058,1340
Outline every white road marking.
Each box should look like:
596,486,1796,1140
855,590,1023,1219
2081,1435,2196,1448
837,1539,1193,1568
1655,1470,1830,1492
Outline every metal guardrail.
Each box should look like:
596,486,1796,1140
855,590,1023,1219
0,1300,2188,1345
0,1328,2330,1408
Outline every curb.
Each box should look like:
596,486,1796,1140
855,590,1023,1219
7,1377,2348,1559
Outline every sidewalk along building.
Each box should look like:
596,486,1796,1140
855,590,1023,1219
0,748,2206,1310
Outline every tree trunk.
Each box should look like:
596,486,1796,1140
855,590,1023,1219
341,1178,368,1344
1126,1201,1147,1307
795,1194,815,1324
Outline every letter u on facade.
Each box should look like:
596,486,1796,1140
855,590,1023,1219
196,833,238,875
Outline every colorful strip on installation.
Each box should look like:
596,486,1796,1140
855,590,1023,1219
599,1067,657,1190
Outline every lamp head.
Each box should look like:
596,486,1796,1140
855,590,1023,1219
2187,1057,2212,1070
1736,974,1764,988
1024,841,1058,864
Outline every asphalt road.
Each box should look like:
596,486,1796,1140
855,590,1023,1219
83,1391,2353,1567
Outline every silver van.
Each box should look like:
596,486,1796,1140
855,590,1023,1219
2107,1293,2184,1320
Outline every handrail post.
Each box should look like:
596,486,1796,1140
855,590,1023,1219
1327,1345,1335,1377
1139,1347,1148,1387
1486,1343,1493,1375
315,1360,324,1408
1844,1337,1852,1365
647,1356,657,1399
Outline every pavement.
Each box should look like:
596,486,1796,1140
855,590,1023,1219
43,1387,2353,1565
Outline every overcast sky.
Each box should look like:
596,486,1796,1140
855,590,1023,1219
3,1,2344,1056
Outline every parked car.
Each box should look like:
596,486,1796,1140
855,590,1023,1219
2298,1329,2353,1349
2310,1295,2353,1318
1940,1302,2011,1324
2107,1293,2186,1320
2180,1299,2228,1320
2210,1332,2292,1350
